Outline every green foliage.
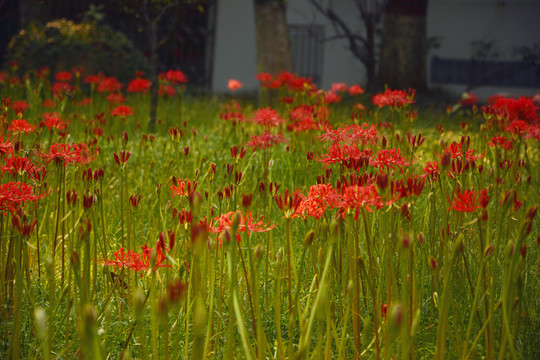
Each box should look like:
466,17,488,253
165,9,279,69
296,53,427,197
5,19,149,82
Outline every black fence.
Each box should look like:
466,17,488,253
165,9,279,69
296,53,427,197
430,56,540,88
290,24,325,86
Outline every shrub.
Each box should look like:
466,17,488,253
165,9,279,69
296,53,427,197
5,19,149,83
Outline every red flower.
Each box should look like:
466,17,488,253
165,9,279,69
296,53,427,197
458,92,478,107
12,100,29,116
370,148,411,173
338,184,384,218
2,156,35,177
111,105,134,117
324,91,342,104
0,134,15,156
114,150,131,166
52,82,73,96
40,143,95,166
228,79,243,91
127,78,151,93
246,131,287,151
106,93,126,104
55,71,73,82
99,241,170,273
488,136,513,150
207,210,276,242
293,184,340,220
162,70,188,84
8,119,36,135
372,88,415,108
274,189,304,218
422,161,440,183
41,112,67,131
448,188,489,213
348,84,365,95
253,107,283,128
42,99,55,108
97,76,122,93
0,181,49,214
315,143,372,169
170,178,197,198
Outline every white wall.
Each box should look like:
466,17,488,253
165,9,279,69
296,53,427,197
427,0,540,97
212,0,259,92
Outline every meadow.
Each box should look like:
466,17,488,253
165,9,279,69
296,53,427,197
0,67,538,359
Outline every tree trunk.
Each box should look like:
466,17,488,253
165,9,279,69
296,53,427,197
254,0,293,103
378,0,427,90
148,22,159,132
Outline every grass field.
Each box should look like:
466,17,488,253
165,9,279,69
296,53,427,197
0,70,539,359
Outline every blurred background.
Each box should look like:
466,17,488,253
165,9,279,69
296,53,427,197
1,0,539,98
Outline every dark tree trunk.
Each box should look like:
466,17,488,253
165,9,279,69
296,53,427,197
254,0,293,74
378,0,428,90
148,21,159,132
254,0,293,104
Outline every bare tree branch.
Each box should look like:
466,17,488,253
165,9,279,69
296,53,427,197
309,0,369,64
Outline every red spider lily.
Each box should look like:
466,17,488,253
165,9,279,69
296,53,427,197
319,123,378,145
0,181,49,214
52,82,73,96
315,143,372,169
84,74,101,85
0,135,15,157
228,79,242,91
390,176,425,199
448,188,489,213
111,105,134,117
372,88,415,108
8,119,36,135
97,76,122,93
443,142,483,162
42,99,55,108
207,210,276,242
129,194,142,209
159,84,176,97
275,189,304,218
78,98,92,106
256,72,273,86
246,131,287,151
324,92,342,104
55,71,73,82
458,92,478,107
11,210,37,237
98,241,170,273
41,112,67,131
370,148,411,173
127,78,151,93
338,184,384,218
113,150,131,165
170,178,197,198
348,84,365,95
331,82,347,93
253,107,283,128
162,69,188,84
422,161,440,183
488,136,513,150
2,156,35,177
287,105,326,133
293,184,340,220
106,93,125,105
484,95,538,124
40,143,96,166
12,100,29,116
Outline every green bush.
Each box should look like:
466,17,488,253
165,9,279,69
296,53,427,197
5,19,149,83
